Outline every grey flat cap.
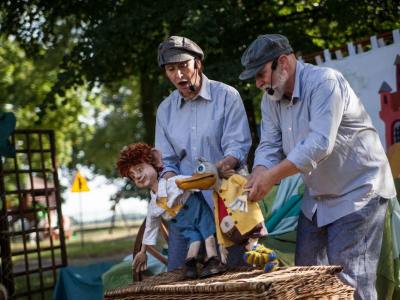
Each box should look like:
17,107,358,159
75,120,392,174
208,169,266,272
239,34,293,80
158,36,204,67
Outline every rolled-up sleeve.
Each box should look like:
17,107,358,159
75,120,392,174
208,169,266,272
253,96,284,169
221,90,252,164
286,79,345,173
155,107,180,177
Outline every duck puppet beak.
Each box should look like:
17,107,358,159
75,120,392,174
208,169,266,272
175,173,217,190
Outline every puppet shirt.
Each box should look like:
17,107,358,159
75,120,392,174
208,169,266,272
213,174,265,248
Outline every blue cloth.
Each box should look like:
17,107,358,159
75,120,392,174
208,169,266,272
167,193,246,271
53,262,114,300
167,217,188,271
266,174,303,235
296,196,388,300
254,60,396,226
167,192,215,271
172,193,215,244
155,73,251,208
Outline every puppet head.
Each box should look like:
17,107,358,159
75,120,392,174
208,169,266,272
117,143,163,178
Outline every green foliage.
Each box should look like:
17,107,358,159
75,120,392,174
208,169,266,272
0,0,399,180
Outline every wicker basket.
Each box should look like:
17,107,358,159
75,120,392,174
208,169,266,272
104,265,354,300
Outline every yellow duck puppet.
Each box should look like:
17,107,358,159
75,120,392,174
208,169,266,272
176,158,278,271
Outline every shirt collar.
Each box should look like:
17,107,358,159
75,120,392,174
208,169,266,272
178,74,212,108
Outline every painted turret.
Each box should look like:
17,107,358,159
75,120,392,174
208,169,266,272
379,55,400,148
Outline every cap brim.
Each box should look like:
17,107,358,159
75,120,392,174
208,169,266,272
239,64,265,80
162,50,195,65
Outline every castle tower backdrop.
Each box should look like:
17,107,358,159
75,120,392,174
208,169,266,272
309,29,400,149
379,55,400,149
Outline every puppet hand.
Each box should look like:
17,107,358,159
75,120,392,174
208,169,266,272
228,195,248,212
219,245,228,265
132,251,148,273
243,244,277,267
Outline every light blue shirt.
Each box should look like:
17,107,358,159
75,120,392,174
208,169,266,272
155,74,252,206
255,61,396,226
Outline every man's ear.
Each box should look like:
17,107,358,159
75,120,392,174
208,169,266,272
151,148,163,169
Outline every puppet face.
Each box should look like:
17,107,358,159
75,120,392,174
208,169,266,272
128,162,158,191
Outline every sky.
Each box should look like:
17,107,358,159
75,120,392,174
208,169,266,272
61,170,148,223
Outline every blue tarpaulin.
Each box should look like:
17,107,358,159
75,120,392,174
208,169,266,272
53,262,114,300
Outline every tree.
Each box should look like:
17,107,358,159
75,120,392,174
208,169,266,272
1,0,398,174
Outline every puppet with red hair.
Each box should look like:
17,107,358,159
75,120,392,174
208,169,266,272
117,143,223,279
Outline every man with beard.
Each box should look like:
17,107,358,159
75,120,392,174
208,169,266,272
156,36,252,272
239,34,396,300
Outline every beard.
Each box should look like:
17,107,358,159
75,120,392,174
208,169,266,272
265,69,288,101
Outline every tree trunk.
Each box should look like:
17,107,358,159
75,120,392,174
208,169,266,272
139,74,158,144
243,98,259,169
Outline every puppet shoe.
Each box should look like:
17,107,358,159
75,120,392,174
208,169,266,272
184,258,198,279
199,256,224,278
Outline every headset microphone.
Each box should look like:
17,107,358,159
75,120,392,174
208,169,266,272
267,59,278,96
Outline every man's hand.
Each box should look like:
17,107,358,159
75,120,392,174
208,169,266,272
246,160,300,202
245,166,277,202
132,250,147,273
216,156,239,179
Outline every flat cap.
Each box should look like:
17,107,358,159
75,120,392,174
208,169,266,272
239,34,293,80
158,36,204,67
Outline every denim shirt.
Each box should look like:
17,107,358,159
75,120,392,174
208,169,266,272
155,74,252,206
254,61,396,226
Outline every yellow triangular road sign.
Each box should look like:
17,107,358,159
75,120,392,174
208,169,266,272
71,171,90,192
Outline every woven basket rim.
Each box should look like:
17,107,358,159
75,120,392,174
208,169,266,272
104,265,345,297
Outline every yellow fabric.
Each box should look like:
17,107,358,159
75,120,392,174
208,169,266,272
213,174,265,247
156,197,182,217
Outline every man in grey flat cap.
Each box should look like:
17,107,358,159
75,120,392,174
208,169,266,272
240,34,396,299
154,36,251,276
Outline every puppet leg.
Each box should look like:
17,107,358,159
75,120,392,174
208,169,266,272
204,235,218,259
200,236,225,278
185,241,201,279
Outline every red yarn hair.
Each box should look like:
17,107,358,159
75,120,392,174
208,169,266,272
117,143,163,177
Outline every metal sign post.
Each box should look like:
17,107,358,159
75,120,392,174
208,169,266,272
71,171,90,247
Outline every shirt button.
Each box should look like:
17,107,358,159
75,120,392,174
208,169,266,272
288,127,292,131
192,126,195,130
